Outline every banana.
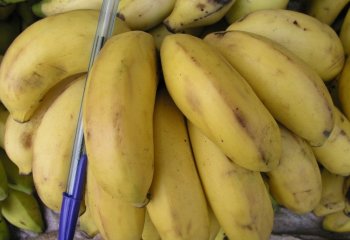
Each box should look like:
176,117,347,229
161,33,281,172
117,0,176,30
142,211,160,240
0,10,130,122
0,150,7,201
339,57,350,119
78,195,99,238
1,188,44,233
208,206,220,240
4,74,80,175
0,149,34,195
188,122,274,240
0,105,9,149
86,166,145,240
313,168,345,217
0,4,15,20
0,214,10,240
311,107,350,176
0,14,22,54
146,88,210,239
32,0,102,17
306,0,350,25
214,228,227,240
32,75,85,212
266,124,322,214
204,30,334,147
340,8,350,55
226,9,345,81
343,176,350,215
322,211,350,232
225,0,289,24
163,0,235,32
83,31,157,206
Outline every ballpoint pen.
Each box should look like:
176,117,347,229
58,0,120,239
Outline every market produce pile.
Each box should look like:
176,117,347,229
0,0,350,239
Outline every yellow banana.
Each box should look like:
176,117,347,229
340,8,350,55
146,88,210,239
163,0,235,32
0,10,129,122
226,9,345,81
32,0,102,17
142,211,160,240
313,168,345,217
1,188,44,233
225,0,289,24
339,57,350,119
78,195,99,238
204,30,334,147
214,228,227,240
0,105,8,149
161,33,281,172
312,107,350,176
0,149,34,195
86,166,145,240
188,122,274,240
84,31,157,206
4,74,80,175
306,0,350,25
117,0,176,30
32,75,85,212
322,211,350,232
208,206,220,240
266,124,322,214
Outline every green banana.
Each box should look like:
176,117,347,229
0,216,10,240
1,188,44,233
0,149,34,195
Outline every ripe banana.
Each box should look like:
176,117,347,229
214,228,227,240
0,149,34,195
117,0,176,30
0,10,130,122
32,0,102,17
313,168,345,217
188,122,274,240
339,57,350,119
32,75,85,212
78,195,98,238
226,9,345,81
0,150,7,201
306,0,349,25
225,0,289,24
340,8,350,55
208,206,220,240
142,211,160,240
163,0,235,32
4,74,80,175
0,214,10,240
83,31,157,206
311,107,350,176
322,211,350,232
86,167,145,240
1,188,44,233
204,30,334,147
266,124,322,214
0,105,8,149
161,33,281,172
146,88,210,239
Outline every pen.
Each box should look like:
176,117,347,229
58,1,120,239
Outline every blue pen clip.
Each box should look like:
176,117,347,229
57,0,120,239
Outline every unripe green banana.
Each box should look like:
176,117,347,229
226,9,345,81
188,122,274,240
0,214,10,240
340,8,350,56
0,10,130,122
1,188,44,233
225,0,289,24
0,149,34,195
146,88,210,239
163,0,235,32
204,30,334,147
32,75,85,212
161,33,281,172
339,57,350,118
266,125,322,214
313,168,345,217
306,0,350,25
312,107,350,176
84,31,157,206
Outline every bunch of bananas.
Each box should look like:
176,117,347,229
0,0,350,239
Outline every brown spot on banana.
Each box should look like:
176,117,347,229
20,131,32,149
